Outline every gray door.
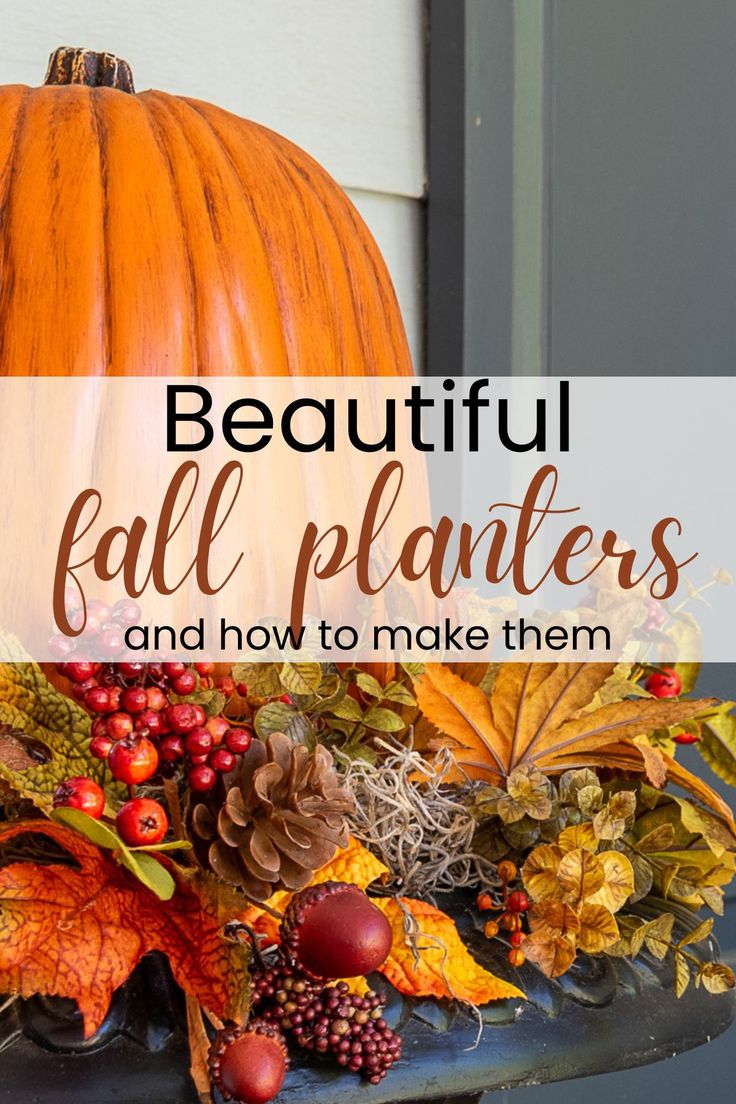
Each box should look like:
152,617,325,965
427,1,736,1097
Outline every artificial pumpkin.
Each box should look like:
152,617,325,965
0,49,426,668
0,47,412,377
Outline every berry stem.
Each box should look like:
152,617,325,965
127,784,137,800
163,777,187,848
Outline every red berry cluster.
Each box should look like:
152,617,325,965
59,659,252,793
477,860,530,966
48,589,142,662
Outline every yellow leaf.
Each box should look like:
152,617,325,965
557,849,605,905
522,844,564,901
586,852,635,912
415,664,506,781
577,904,619,953
374,897,524,1005
532,698,717,767
557,823,598,853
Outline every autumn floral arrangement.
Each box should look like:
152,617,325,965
2,614,736,1103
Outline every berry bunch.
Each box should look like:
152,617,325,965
249,953,401,1085
59,659,252,793
48,590,143,662
477,860,529,967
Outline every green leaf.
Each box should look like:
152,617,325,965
0,662,121,812
330,696,364,722
50,808,176,900
253,701,311,744
129,839,193,853
382,681,417,707
355,672,386,700
279,663,323,697
673,663,701,695
173,688,227,717
361,706,405,733
130,852,176,901
231,663,282,698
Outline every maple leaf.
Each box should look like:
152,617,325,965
0,820,249,1036
414,662,732,827
374,896,524,1004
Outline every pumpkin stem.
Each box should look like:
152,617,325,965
44,47,135,93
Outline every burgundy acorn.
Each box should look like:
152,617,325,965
208,1020,289,1104
281,881,393,981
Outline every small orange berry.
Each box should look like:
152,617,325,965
476,891,495,912
510,930,525,948
497,860,517,882
508,948,526,967
499,911,516,930
483,919,500,939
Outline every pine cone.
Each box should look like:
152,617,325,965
191,733,355,900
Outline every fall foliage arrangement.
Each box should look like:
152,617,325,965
2,625,736,1103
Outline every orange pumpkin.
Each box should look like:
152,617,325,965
0,47,412,378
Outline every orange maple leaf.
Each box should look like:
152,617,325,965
374,897,524,1004
0,820,249,1036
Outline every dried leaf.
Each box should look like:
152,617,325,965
524,931,576,977
414,665,506,780
577,904,619,953
557,823,598,853
0,820,249,1036
699,962,736,994
528,900,580,939
417,663,718,800
674,952,691,997
677,918,714,948
586,852,635,912
375,897,525,1005
557,849,606,905
643,912,675,959
522,844,564,901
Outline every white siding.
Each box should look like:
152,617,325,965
0,0,426,365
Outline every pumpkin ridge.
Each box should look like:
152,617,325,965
88,89,114,375
0,87,32,369
153,92,284,377
178,96,294,376
269,149,367,378
140,93,204,377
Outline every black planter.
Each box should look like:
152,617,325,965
0,896,733,1104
